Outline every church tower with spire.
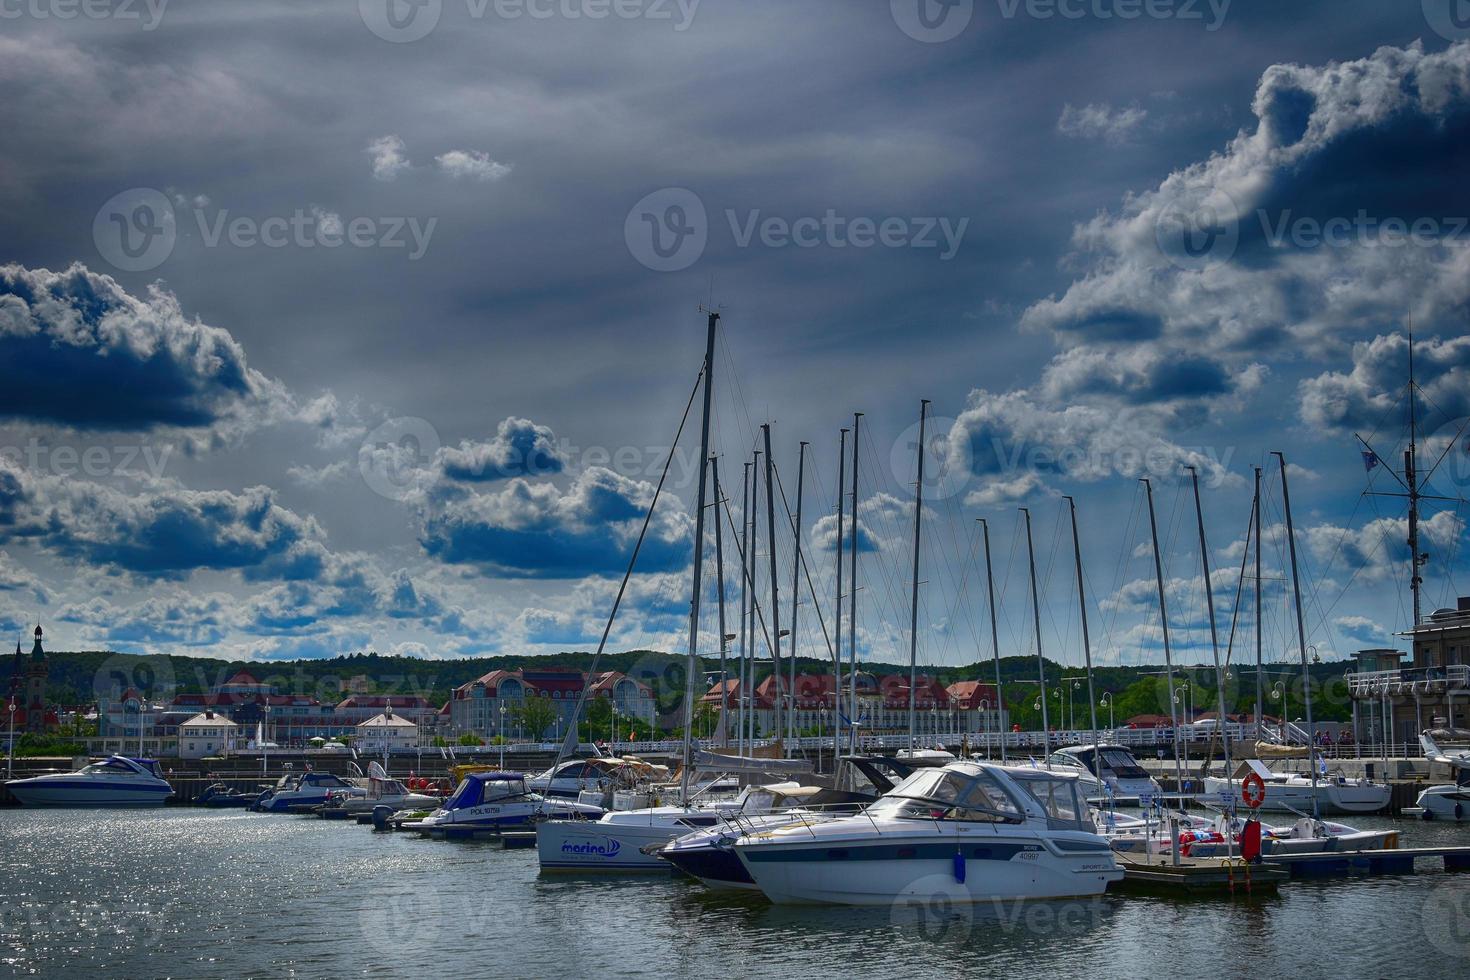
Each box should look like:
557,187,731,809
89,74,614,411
25,625,47,734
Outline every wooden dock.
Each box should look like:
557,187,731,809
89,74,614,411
1266,846,1470,877
1115,854,1289,894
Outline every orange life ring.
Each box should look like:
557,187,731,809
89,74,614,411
1241,771,1266,809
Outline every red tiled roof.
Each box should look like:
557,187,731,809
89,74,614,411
945,681,1000,710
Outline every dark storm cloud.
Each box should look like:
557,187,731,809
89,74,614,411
419,467,692,578
0,264,287,432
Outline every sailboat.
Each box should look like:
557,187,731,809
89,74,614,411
536,310,812,873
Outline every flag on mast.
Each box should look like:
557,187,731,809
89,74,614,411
1361,450,1379,472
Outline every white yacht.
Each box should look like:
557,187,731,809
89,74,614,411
405,771,604,835
251,770,366,812
732,761,1123,905
319,764,441,815
1046,744,1161,799
4,756,173,807
1407,731,1470,821
1202,759,1391,815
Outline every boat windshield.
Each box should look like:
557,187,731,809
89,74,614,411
1047,750,1089,770
79,758,144,776
1097,748,1149,779
1008,771,1087,830
870,768,1024,823
444,777,528,810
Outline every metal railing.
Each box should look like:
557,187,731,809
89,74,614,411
1346,664,1470,695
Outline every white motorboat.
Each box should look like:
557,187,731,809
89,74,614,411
320,764,440,815
1046,744,1161,799
252,770,366,812
732,761,1123,905
405,771,604,834
1103,806,1396,857
1406,731,1470,821
1202,759,1390,815
4,756,173,807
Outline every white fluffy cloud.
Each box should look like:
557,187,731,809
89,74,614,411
435,150,512,182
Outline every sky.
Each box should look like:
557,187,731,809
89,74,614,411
1,1,1469,683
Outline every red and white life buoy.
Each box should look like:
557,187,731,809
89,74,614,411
1241,771,1267,809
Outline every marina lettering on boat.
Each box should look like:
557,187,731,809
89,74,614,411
560,838,622,857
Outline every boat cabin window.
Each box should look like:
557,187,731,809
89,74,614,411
1010,773,1087,830
82,758,140,775
875,768,1024,823
1047,751,1088,770
1096,748,1148,779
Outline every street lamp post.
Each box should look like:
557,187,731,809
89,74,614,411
499,705,507,769
1271,681,1288,743
6,697,15,780
979,699,990,760
1099,692,1114,734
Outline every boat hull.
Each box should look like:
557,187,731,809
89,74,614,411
1201,776,1390,815
5,779,172,808
1411,786,1470,821
736,835,1122,906
537,818,689,872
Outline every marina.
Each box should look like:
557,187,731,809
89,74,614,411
2,804,1468,978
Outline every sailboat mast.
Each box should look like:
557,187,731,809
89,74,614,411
711,455,729,747
762,425,784,749
1065,497,1100,777
680,310,719,802
1253,466,1263,738
1188,466,1233,788
1142,478,1184,791
788,442,807,747
834,428,847,761
748,449,760,748
848,412,863,753
1021,507,1051,760
907,401,929,755
980,518,1005,762
738,459,751,754
1407,333,1423,628
1275,450,1320,819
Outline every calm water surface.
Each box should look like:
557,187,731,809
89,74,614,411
2,809,1468,978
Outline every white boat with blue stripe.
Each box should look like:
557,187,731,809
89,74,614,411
733,761,1124,905
404,772,604,835
4,756,173,807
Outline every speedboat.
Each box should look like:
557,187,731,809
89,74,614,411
538,749,823,873
656,756,929,890
1406,731,1470,821
252,771,366,812
1047,744,1161,799
732,761,1124,905
319,763,441,816
4,756,173,807
1202,759,1390,815
197,782,256,808
528,756,670,801
404,771,604,834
